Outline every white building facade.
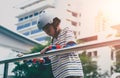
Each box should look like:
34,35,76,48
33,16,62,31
0,25,41,78
16,0,81,44
16,0,120,77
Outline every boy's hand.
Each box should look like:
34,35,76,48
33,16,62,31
40,45,62,54
17,53,23,57
40,46,49,54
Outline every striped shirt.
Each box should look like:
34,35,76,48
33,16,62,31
49,27,84,78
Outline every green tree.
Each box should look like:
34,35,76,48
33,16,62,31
114,50,120,72
30,44,46,53
79,51,100,78
12,41,54,78
30,37,51,53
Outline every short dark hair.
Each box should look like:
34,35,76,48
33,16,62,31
52,17,61,28
42,17,61,30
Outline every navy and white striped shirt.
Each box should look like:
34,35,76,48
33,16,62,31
49,27,84,78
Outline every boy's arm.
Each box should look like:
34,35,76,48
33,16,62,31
64,27,77,47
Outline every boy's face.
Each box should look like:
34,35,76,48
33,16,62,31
43,25,55,37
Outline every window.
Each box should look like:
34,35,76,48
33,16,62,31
39,11,43,14
72,12,78,17
17,23,30,30
111,51,114,60
24,23,30,27
32,21,37,25
88,52,92,57
24,16,28,19
79,22,81,26
79,13,81,17
17,25,23,30
93,51,97,57
17,26,19,30
67,9,78,17
35,36,47,41
34,12,38,16
23,32,29,36
67,4,71,6
78,31,80,35
19,18,23,22
29,15,33,18
71,21,77,26
31,29,41,34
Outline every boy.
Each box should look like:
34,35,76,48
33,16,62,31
37,9,84,78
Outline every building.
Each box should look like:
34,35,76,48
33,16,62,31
0,25,41,54
16,0,54,44
15,0,120,77
16,0,81,44
54,0,81,38
77,24,120,76
0,25,41,78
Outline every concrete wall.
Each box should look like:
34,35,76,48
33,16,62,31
0,32,34,52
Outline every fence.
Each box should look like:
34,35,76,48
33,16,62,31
0,37,120,78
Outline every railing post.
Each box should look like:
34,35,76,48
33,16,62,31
3,62,9,78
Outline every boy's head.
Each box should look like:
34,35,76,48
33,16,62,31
37,9,61,37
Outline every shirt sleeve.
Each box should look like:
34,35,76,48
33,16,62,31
64,27,76,44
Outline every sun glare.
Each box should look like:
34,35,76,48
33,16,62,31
102,0,120,25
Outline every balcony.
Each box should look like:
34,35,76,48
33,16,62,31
1,37,120,78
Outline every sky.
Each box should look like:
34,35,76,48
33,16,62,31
0,0,26,31
0,0,120,32
0,1,25,75
0,0,99,34
0,1,26,75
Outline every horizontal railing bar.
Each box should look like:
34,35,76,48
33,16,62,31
0,37,120,64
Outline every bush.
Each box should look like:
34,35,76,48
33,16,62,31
12,42,54,78
12,58,54,78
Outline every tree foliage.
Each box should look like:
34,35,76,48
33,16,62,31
12,58,54,78
13,43,109,78
30,44,46,53
79,51,100,78
12,41,54,78
114,50,120,72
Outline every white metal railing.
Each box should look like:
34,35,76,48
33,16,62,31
1,37,120,78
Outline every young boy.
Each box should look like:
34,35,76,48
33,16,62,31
37,9,84,78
